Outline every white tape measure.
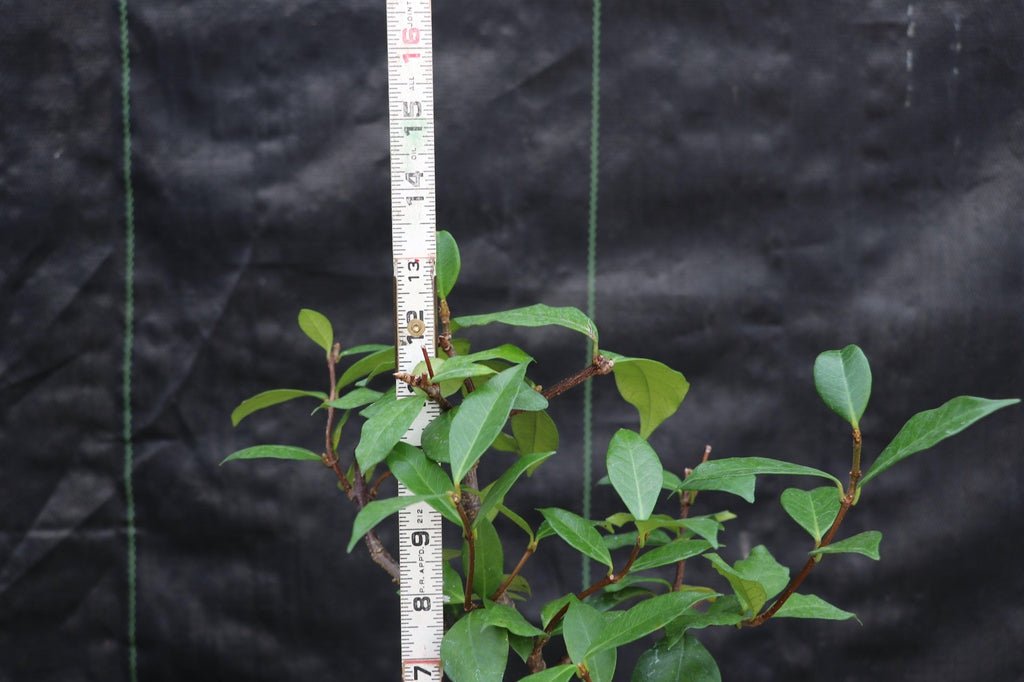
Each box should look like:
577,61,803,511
387,1,444,680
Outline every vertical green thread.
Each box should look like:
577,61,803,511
118,0,139,680
582,0,602,589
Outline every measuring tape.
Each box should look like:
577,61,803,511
387,1,444,680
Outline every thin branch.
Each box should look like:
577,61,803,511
528,540,643,671
369,471,393,499
540,354,614,402
321,343,400,582
490,543,536,602
394,371,454,411
674,444,712,591
744,429,862,627
455,497,477,611
438,299,477,394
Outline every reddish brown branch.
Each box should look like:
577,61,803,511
674,444,712,591
490,544,536,602
744,430,862,626
455,498,478,611
540,355,615,402
394,371,454,411
528,540,642,672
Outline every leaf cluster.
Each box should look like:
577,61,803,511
223,232,1017,680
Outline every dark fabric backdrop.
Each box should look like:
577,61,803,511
2,1,1023,680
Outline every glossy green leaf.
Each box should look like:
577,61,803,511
450,364,528,482
428,359,497,385
386,443,459,525
354,396,426,470
331,409,350,451
664,471,755,503
439,610,508,682
810,530,882,560
780,487,842,545
479,602,545,637
631,634,721,682
813,345,871,429
476,452,555,528
336,346,395,391
230,389,328,426
610,356,689,438
322,387,383,411
565,600,617,682
773,592,858,621
539,507,613,570
347,494,444,552
220,444,322,465
604,529,673,551
661,470,685,492
607,429,664,521
497,504,535,541
861,396,1020,486
338,342,390,358
665,596,745,640
680,457,842,499
298,308,334,356
358,386,396,418
704,554,767,616
734,546,789,600
585,589,717,656
511,411,559,456
630,539,710,573
518,664,577,682
464,517,504,599
508,632,533,663
675,517,724,549
455,303,599,345
443,562,464,605
512,382,549,412
437,229,461,299
459,344,534,366
422,408,454,463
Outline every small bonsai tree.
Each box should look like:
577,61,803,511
223,231,1017,681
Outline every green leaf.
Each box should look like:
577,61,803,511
464,517,505,599
437,229,461,299
810,531,882,560
386,443,460,525
773,593,858,622
676,517,724,549
230,389,328,426
297,308,334,356
631,634,721,682
610,356,689,438
339,342,390,358
512,382,549,411
322,387,383,411
450,364,528,482
428,359,497,385
813,345,872,429
704,554,767,616
585,590,717,656
337,346,395,391
733,546,789,600
630,539,710,573
496,504,535,541
861,396,1020,486
433,344,535,383
354,396,426,470
422,408,454,463
565,600,617,682
780,487,841,545
478,602,545,637
604,529,673,551
439,610,508,682
607,429,664,521
511,411,559,456
508,632,533,663
518,664,577,682
476,452,556,528
680,457,842,500
220,444,322,465
665,596,745,640
539,507,613,570
455,303,599,345
347,494,443,552
664,471,755,504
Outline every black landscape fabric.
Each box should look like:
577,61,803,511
2,1,1023,681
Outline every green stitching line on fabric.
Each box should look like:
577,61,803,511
118,0,139,679
582,0,602,589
